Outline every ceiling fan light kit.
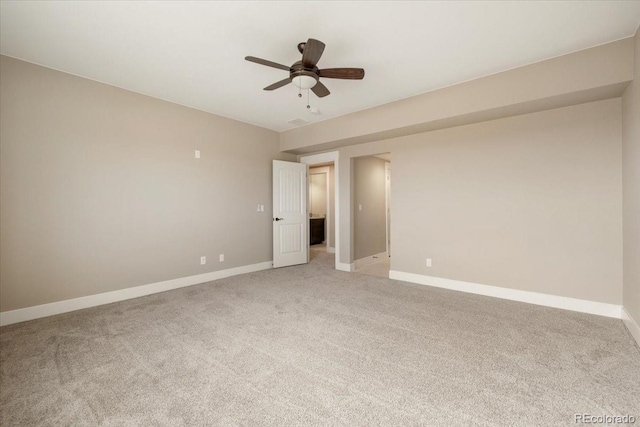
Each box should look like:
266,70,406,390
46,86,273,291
245,38,365,100
291,74,317,89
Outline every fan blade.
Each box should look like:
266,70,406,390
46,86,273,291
311,81,330,98
318,68,365,79
245,56,290,71
301,39,325,68
264,78,291,91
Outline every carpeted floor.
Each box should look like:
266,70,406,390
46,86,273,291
356,256,391,279
1,251,639,426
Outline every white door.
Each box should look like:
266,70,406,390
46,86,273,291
273,160,308,268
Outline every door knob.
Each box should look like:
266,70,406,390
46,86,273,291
274,218,284,221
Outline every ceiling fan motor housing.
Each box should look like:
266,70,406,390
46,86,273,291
290,61,319,88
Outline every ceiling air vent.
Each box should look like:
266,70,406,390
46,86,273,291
287,118,309,126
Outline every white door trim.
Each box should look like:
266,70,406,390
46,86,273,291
309,166,331,247
300,151,340,270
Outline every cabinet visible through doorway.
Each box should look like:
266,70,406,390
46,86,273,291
310,218,325,245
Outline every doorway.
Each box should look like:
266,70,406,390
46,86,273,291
309,166,332,253
299,151,340,270
353,153,391,278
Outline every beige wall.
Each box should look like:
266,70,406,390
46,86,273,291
309,165,335,249
281,38,633,154
337,99,623,304
0,55,292,312
309,172,327,216
1,35,633,315
328,164,335,251
353,156,387,260
622,29,640,324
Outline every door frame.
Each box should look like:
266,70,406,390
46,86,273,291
299,151,340,270
308,166,331,248
385,161,391,256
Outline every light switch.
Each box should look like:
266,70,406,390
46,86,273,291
195,150,201,159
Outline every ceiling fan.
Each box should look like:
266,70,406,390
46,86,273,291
245,38,365,98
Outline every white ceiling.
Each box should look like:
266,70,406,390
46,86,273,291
2,1,640,132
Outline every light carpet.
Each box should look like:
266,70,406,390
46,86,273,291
355,257,391,279
1,251,639,426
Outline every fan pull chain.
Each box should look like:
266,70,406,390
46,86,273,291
307,89,310,110
298,86,302,98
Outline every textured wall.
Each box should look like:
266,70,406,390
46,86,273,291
334,99,623,304
281,38,633,153
309,172,327,216
309,165,336,248
0,56,292,312
328,165,336,251
353,156,388,260
390,99,622,304
622,29,640,323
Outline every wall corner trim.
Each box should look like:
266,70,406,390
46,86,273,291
389,270,622,319
336,262,354,272
622,307,640,347
0,261,273,327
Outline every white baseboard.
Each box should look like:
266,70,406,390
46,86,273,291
0,261,273,327
354,252,388,270
389,270,622,319
622,307,640,347
336,262,354,272
327,247,336,254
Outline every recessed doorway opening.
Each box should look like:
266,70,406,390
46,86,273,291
300,151,340,270
353,152,391,278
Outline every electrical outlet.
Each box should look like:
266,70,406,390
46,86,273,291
219,254,224,262
195,150,201,159
426,258,432,267
200,256,206,265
